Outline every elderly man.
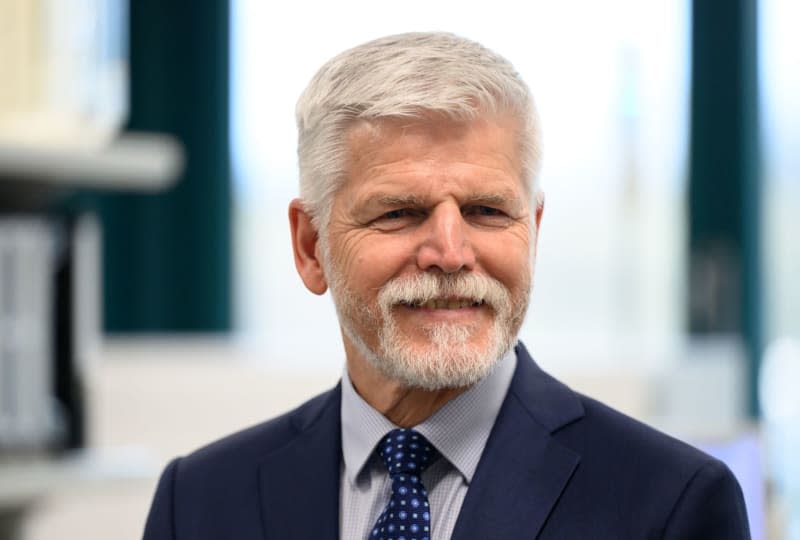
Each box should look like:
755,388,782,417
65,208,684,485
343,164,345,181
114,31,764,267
143,32,750,539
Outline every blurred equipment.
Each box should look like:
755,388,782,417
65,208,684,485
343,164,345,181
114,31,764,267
0,215,99,453
0,0,128,149
0,1,182,537
0,218,58,451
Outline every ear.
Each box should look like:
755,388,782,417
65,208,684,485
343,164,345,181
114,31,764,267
532,190,544,249
288,199,328,295
534,190,544,229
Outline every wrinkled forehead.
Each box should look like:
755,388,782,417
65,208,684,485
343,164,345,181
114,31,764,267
332,114,531,223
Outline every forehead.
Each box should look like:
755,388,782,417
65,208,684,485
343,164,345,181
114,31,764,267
342,114,526,198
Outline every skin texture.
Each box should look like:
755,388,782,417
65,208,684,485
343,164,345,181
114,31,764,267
290,114,544,427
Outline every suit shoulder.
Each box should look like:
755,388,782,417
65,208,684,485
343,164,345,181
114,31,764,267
567,393,716,469
558,392,742,506
144,386,341,538
180,385,339,471
579,394,713,467
550,393,748,537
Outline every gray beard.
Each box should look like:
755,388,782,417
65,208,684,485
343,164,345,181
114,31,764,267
330,271,529,390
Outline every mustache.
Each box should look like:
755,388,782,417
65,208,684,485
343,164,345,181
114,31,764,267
377,272,511,311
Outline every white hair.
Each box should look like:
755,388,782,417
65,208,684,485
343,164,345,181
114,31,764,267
295,31,542,231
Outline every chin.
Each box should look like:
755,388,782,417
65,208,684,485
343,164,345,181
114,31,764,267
367,322,513,391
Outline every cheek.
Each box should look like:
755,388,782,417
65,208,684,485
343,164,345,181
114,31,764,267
335,236,413,294
477,239,531,291
328,232,369,282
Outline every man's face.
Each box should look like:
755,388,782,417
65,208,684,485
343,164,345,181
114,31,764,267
322,114,541,390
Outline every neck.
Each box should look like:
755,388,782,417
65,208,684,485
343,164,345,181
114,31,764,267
345,342,467,427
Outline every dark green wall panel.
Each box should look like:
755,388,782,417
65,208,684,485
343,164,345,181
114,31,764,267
98,0,232,332
689,0,761,415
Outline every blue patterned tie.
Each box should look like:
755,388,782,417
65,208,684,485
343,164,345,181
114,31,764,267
369,428,440,540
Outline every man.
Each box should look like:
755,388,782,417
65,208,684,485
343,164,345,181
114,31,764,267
143,32,750,539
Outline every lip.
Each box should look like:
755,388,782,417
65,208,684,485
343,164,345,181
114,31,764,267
398,297,485,310
394,302,488,323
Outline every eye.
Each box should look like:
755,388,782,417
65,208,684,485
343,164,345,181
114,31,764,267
469,206,504,216
370,208,424,231
463,205,512,227
381,209,412,220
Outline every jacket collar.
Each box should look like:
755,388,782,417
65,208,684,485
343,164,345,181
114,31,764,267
256,342,585,540
450,343,585,540
257,385,343,540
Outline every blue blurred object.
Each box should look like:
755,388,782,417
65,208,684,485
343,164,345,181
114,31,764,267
700,432,765,540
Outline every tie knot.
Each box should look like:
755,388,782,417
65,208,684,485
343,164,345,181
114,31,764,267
377,428,439,477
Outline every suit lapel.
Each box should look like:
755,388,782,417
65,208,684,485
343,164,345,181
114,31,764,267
451,344,585,540
255,344,584,540
258,386,342,540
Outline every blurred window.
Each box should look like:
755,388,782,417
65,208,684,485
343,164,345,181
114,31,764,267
760,0,800,344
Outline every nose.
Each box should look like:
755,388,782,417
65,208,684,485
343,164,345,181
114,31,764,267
416,203,476,273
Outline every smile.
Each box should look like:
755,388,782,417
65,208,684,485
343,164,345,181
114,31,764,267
400,299,485,309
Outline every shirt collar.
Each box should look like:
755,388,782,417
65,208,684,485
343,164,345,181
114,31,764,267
340,348,517,486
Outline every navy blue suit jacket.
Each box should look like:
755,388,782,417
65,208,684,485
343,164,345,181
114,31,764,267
143,343,750,539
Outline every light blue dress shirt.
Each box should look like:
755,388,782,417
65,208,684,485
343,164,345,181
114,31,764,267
340,348,517,540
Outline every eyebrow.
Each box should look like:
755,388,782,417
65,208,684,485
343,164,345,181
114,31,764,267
364,191,521,209
368,194,426,207
467,193,518,207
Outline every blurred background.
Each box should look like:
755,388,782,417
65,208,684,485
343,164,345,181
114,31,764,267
0,0,798,538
